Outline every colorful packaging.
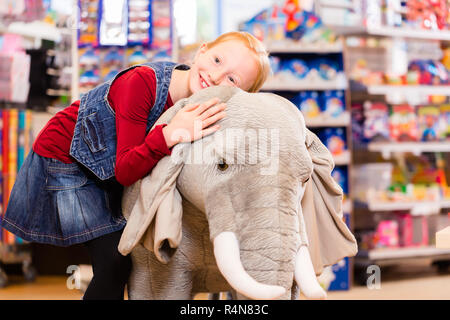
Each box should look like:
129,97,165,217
418,105,440,141
322,90,345,118
375,220,399,248
283,59,309,80
310,58,339,81
389,104,419,142
396,213,429,247
320,128,346,156
363,101,390,141
98,0,128,46
297,91,321,118
78,0,100,47
439,104,450,140
332,166,348,195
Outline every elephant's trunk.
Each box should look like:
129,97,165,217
213,231,286,300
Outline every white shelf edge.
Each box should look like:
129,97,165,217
328,24,450,41
262,80,348,91
361,246,450,261
265,41,343,53
367,85,450,96
368,142,450,157
364,199,450,212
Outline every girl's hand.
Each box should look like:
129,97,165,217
162,97,227,148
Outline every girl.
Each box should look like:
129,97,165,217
0,31,271,300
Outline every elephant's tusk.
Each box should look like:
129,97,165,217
294,245,327,299
213,231,286,300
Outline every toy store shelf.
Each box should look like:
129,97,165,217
356,199,450,212
333,150,351,166
261,77,348,91
265,40,343,53
304,111,350,127
0,21,70,43
357,246,450,263
329,25,450,42
366,85,450,96
368,141,450,157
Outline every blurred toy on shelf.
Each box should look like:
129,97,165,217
283,58,309,79
128,0,151,46
418,105,441,141
322,90,345,118
396,213,429,247
363,101,390,142
375,219,399,248
320,127,347,156
311,58,339,81
389,104,419,142
406,0,449,30
78,0,100,47
408,59,449,85
267,55,347,89
439,104,450,140
151,0,172,51
241,0,338,46
332,166,348,195
296,91,320,118
98,0,128,47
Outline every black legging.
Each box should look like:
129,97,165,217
83,229,132,300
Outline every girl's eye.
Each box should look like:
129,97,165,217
214,57,220,64
228,76,235,84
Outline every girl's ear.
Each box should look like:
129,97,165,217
193,43,208,63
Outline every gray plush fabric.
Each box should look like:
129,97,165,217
119,86,357,300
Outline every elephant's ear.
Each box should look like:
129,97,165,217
301,129,358,275
119,97,192,261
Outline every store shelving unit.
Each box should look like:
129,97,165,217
320,7,450,280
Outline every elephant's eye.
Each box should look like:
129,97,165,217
218,159,229,171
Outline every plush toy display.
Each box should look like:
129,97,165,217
118,86,358,300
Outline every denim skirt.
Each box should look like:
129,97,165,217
1,151,127,246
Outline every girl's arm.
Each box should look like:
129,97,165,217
110,67,172,186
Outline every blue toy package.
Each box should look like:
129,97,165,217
297,91,321,118
80,69,100,87
283,59,309,79
103,48,124,66
79,48,101,67
269,56,281,75
331,166,348,195
320,128,346,156
322,90,345,118
311,58,339,81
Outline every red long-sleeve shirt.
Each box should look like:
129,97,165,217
33,66,173,186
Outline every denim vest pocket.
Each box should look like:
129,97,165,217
82,112,107,153
45,163,88,190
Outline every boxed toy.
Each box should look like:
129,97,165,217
389,104,419,141
322,90,345,118
418,105,441,141
363,101,390,142
396,213,429,247
439,104,450,140
296,91,321,118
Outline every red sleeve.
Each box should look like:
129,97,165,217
109,67,172,187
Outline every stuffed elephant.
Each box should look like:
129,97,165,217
118,86,357,300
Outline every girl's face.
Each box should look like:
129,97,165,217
189,40,259,94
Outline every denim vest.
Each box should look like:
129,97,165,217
69,61,190,180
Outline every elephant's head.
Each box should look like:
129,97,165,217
170,86,313,299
